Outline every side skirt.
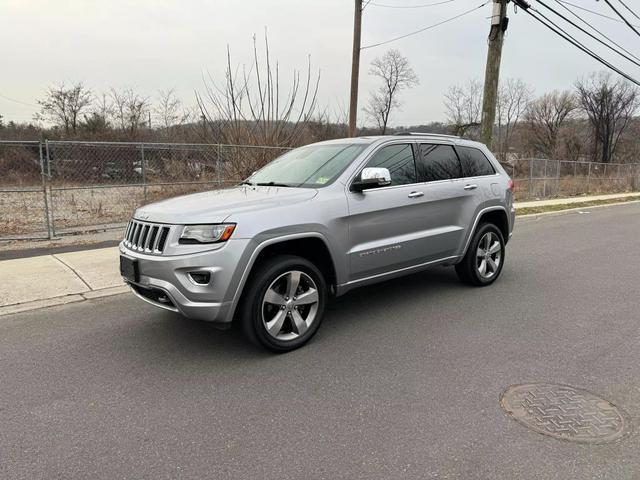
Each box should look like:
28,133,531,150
335,255,460,296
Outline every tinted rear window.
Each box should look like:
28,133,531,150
457,146,496,177
418,144,462,181
365,143,417,186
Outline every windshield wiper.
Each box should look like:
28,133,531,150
239,180,254,186
255,182,294,187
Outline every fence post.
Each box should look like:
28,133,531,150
587,162,592,194
45,140,56,237
141,143,147,202
543,159,548,198
617,163,621,190
39,142,52,239
528,158,534,199
556,160,560,197
216,144,222,187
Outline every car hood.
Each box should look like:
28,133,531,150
133,186,318,224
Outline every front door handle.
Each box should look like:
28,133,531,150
463,184,478,190
408,191,424,198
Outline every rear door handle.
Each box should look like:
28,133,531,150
408,191,424,198
463,184,478,190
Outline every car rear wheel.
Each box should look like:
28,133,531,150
455,223,505,286
241,255,327,352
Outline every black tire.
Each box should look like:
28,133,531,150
240,254,327,352
455,223,505,286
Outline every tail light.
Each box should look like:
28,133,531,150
507,179,514,191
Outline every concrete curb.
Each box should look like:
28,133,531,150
516,199,640,220
0,286,130,317
515,191,640,208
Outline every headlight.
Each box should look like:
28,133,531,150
179,224,236,244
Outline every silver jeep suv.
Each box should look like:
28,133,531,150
120,133,515,351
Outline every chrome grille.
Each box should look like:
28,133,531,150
123,220,171,254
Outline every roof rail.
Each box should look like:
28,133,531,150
394,132,460,139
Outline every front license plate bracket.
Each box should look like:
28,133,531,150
119,255,139,283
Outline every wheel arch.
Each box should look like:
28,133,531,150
227,233,338,322
461,206,510,258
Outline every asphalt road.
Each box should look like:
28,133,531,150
2,203,640,480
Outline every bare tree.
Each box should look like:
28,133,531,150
196,33,320,178
496,78,533,159
36,82,93,135
443,79,483,138
109,88,150,138
155,89,186,130
196,34,319,147
302,105,349,143
575,71,639,163
523,90,577,158
363,49,419,134
80,93,112,136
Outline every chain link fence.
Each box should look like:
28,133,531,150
2,141,289,240
1,140,639,240
0,140,51,240
500,158,640,201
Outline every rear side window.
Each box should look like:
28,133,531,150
457,146,496,177
418,144,462,182
364,143,417,186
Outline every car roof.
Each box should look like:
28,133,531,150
308,134,488,149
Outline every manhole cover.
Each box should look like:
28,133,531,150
500,384,628,444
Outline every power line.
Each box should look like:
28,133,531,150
530,4,640,83
361,1,488,49
601,0,640,37
557,1,640,28
618,0,640,21
554,0,640,63
534,0,640,68
513,0,640,86
369,0,456,8
0,93,38,108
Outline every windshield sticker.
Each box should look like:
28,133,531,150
316,176,329,184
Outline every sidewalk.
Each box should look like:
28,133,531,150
1,192,639,316
0,247,128,316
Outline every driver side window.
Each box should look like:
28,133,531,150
364,143,417,186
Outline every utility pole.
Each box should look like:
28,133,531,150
480,0,509,147
348,0,363,137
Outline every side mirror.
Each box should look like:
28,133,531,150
352,167,392,192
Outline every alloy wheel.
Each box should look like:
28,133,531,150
261,270,320,341
476,231,502,279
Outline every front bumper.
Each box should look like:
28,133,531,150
119,238,250,323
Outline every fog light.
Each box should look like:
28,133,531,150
157,294,171,304
189,272,211,285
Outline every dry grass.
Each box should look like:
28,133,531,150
513,175,639,201
0,181,237,237
0,189,49,236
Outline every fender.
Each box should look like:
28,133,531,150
224,231,337,323
460,205,510,258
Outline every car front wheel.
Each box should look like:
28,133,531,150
241,255,327,352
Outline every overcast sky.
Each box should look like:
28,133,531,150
1,0,639,126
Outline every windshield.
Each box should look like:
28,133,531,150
245,143,367,188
